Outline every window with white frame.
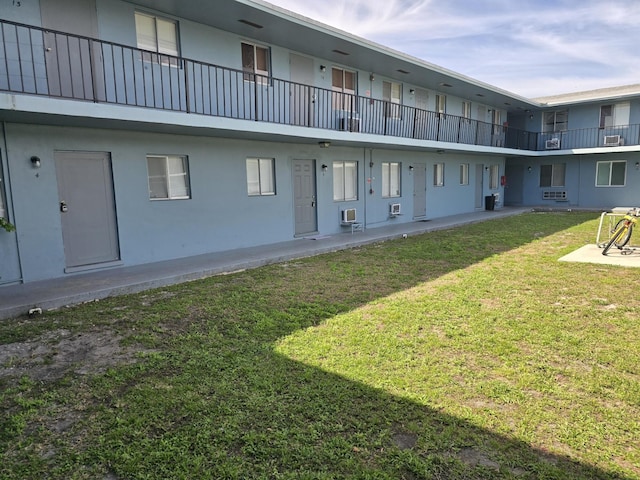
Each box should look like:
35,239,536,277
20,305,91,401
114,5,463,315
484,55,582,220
540,164,566,187
333,161,358,201
600,103,629,128
433,163,444,187
489,164,500,189
596,161,626,187
135,12,179,65
147,155,190,199
435,94,446,115
543,110,568,133
246,158,275,196
462,101,471,121
332,68,356,111
459,163,469,185
383,81,401,118
242,42,270,84
382,162,401,198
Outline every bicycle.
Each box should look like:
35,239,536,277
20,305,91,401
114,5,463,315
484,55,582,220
602,207,640,256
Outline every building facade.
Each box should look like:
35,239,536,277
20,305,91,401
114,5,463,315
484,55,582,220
1,0,638,286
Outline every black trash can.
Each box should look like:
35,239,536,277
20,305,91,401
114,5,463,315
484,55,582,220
485,195,495,211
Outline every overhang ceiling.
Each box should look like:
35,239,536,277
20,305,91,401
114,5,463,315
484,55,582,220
128,0,540,113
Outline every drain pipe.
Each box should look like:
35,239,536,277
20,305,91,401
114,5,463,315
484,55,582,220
1,121,24,285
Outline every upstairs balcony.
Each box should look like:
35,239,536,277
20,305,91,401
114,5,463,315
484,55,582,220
1,19,639,152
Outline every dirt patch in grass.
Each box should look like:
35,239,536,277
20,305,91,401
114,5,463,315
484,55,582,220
0,328,143,383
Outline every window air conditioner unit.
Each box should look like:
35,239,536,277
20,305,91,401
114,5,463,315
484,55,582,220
604,135,622,146
545,138,560,149
390,203,401,216
340,117,360,132
341,208,357,223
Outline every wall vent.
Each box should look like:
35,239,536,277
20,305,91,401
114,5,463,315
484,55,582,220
542,191,567,200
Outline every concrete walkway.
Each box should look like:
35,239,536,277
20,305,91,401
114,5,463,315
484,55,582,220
0,208,530,320
559,243,640,267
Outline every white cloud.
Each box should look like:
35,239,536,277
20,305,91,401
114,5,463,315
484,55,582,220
264,0,640,97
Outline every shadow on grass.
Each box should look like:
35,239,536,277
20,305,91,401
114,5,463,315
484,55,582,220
89,341,628,479
1,213,633,478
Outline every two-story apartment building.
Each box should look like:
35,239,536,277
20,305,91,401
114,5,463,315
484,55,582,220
0,0,638,286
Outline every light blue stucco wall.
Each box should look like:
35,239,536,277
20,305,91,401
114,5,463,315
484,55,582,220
577,153,640,208
1,122,501,283
507,152,640,209
566,104,600,131
0,0,42,25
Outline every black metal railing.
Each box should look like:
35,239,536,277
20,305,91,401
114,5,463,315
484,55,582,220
1,19,639,152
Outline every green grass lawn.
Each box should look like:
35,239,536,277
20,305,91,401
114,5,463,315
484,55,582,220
1,212,639,479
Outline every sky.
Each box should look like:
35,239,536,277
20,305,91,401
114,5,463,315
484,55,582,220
265,0,640,99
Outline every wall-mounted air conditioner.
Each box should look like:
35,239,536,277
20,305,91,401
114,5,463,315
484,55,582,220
390,203,401,216
545,138,560,149
604,135,623,146
341,208,357,223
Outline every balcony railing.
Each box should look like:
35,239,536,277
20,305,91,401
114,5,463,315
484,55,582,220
1,19,639,152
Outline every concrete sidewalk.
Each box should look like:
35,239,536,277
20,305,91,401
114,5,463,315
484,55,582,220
559,243,640,267
0,208,530,320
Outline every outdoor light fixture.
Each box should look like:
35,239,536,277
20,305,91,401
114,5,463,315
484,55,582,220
321,164,328,172
318,141,330,148
319,65,326,72
30,156,41,168
409,165,414,171
636,162,640,170
528,166,532,172
369,73,375,82
409,89,415,95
